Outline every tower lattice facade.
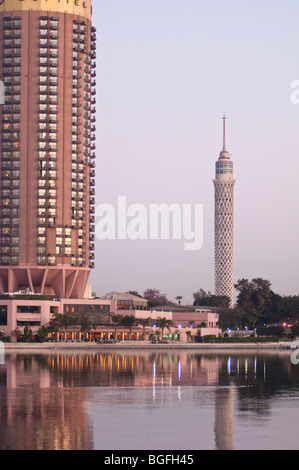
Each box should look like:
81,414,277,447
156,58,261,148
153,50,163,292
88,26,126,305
213,117,235,307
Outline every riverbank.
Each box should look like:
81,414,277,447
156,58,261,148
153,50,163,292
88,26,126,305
1,340,293,351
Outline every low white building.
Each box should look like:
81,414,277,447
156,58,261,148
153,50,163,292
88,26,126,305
105,293,222,341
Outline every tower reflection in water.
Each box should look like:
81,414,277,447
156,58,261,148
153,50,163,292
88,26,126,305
0,351,293,450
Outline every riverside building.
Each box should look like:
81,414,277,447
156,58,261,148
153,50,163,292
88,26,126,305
213,117,236,308
0,0,96,299
0,0,100,340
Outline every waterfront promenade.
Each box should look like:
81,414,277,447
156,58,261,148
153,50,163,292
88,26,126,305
1,341,293,351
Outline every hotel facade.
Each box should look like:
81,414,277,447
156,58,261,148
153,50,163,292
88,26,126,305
0,0,96,299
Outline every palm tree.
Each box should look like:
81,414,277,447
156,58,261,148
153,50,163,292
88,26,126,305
121,315,137,340
78,314,91,341
137,317,152,340
110,313,124,340
52,312,76,341
156,317,174,340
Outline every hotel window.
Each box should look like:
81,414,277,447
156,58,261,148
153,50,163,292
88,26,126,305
65,237,72,247
56,246,63,255
49,208,56,217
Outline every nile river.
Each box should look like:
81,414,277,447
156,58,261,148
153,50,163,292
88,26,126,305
0,349,299,450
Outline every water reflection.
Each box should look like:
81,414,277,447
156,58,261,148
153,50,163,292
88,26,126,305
0,350,298,450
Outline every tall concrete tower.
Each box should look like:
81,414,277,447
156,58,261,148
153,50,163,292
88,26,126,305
213,117,235,307
0,0,96,298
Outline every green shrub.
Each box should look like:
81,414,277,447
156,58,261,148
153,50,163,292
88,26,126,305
256,326,284,337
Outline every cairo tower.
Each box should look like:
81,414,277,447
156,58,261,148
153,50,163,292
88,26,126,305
213,117,235,307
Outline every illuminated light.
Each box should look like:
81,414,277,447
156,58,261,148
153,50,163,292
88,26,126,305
153,324,157,328
227,357,231,374
283,323,287,327
153,361,156,378
178,361,181,380
177,324,182,329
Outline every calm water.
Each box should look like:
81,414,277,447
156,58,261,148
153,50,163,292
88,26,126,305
0,349,299,450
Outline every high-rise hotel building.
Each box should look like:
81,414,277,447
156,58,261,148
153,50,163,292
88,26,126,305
213,117,235,307
0,0,96,298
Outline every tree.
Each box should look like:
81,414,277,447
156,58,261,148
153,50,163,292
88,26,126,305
22,325,33,343
186,331,193,343
175,296,183,306
37,325,50,343
127,291,143,298
52,312,76,339
234,278,272,328
193,289,230,307
137,317,152,340
110,313,124,340
143,289,169,308
156,317,174,337
291,323,299,338
282,295,299,322
78,314,92,341
121,315,138,340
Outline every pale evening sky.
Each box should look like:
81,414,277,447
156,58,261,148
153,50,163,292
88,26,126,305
89,0,299,304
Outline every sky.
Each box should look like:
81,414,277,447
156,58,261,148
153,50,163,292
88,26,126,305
89,0,299,305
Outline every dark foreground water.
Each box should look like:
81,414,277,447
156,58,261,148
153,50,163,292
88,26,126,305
0,349,299,450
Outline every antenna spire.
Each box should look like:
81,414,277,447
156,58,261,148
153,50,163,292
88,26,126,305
222,115,227,152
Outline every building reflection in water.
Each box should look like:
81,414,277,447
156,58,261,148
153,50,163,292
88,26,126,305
0,351,295,450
